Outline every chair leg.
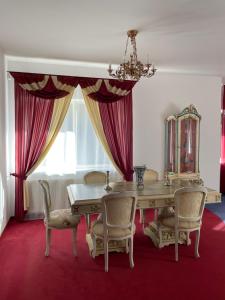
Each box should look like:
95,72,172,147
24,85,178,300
72,227,77,256
139,209,144,224
195,230,200,258
129,237,134,268
85,213,91,233
104,238,109,272
186,232,191,245
175,229,179,262
92,235,96,258
153,208,158,222
45,228,51,257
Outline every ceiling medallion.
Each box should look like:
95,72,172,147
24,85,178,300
108,30,156,81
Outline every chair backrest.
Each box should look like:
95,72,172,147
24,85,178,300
174,186,207,224
144,169,159,182
101,192,137,232
39,180,51,219
84,171,107,184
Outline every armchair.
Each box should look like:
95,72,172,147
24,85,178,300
158,186,207,261
91,192,137,272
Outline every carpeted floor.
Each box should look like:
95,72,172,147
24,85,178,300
0,209,225,300
206,195,225,221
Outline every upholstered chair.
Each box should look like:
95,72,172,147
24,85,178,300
39,180,80,256
83,171,107,231
84,171,107,185
91,192,137,272
140,169,159,224
143,169,159,182
158,186,207,261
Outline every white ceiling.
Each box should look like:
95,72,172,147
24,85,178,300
1,0,225,76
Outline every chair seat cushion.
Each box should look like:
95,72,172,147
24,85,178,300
48,209,80,229
158,214,200,229
91,220,135,238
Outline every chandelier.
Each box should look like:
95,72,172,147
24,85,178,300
108,30,156,81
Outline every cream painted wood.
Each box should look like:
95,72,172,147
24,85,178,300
165,105,201,180
84,171,107,184
140,169,159,224
83,171,107,233
158,186,207,261
68,181,220,212
91,192,137,272
67,181,220,255
39,180,80,256
143,169,159,182
86,234,127,257
144,221,191,249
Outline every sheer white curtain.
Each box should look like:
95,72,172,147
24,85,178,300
27,86,120,218
34,86,114,176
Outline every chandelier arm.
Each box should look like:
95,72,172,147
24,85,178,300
108,29,156,81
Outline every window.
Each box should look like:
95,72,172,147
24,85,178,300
34,87,114,176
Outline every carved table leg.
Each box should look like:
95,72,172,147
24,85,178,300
144,221,191,248
85,213,91,233
86,234,126,257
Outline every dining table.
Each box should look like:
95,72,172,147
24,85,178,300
67,180,221,256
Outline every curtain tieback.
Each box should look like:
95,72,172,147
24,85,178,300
10,173,27,180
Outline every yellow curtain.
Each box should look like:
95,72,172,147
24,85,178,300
24,88,75,209
82,91,123,177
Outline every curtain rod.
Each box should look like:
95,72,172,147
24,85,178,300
6,70,136,82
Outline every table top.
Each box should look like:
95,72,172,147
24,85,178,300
67,180,218,206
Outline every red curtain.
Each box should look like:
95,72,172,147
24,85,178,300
80,79,136,103
10,72,137,219
79,77,136,180
220,86,225,193
12,83,54,220
98,93,134,181
10,72,136,102
10,72,80,99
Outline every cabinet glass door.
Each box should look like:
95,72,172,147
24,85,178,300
165,118,176,173
179,117,197,173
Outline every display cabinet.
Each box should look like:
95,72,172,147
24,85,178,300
165,105,201,179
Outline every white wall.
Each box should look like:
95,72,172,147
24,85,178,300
6,56,111,78
133,73,222,190
0,51,9,234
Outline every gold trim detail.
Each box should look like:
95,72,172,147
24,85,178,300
104,80,130,96
20,75,49,91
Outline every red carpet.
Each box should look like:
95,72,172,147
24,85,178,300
0,209,225,300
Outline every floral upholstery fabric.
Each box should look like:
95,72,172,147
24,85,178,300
91,219,135,238
177,192,203,218
144,169,159,182
158,191,204,230
84,171,106,184
158,214,200,229
47,209,80,229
